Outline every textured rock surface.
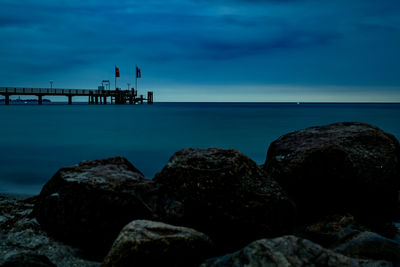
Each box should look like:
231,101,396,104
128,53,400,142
201,235,391,267
334,231,400,263
264,122,400,222
301,215,400,264
102,220,214,267
33,157,160,259
154,148,295,250
0,252,56,267
301,214,363,248
0,195,99,267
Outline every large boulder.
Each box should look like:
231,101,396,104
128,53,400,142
102,220,214,267
201,235,391,267
263,122,400,222
154,148,295,251
33,157,159,259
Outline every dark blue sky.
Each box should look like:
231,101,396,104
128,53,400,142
0,0,399,101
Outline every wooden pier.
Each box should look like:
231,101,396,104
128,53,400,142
0,87,153,105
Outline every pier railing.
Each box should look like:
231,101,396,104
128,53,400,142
0,87,153,105
0,87,136,96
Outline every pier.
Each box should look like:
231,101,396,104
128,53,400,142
0,87,153,105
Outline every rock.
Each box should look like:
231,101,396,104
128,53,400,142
201,235,391,267
154,148,295,251
300,215,400,264
33,157,160,259
392,222,400,244
334,231,400,264
301,214,363,248
264,122,400,222
102,220,214,267
0,252,55,267
0,195,100,267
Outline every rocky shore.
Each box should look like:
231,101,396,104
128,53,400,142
1,122,400,266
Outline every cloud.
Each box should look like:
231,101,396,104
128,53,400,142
0,0,399,89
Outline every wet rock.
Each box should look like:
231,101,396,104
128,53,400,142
264,122,400,222
201,235,391,267
33,157,160,259
154,148,295,251
102,220,214,267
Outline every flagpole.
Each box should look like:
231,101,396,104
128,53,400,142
135,64,138,94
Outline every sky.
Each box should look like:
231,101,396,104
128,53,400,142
0,0,399,102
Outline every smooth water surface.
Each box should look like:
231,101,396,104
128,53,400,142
1,102,399,195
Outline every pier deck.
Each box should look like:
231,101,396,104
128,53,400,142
0,87,153,105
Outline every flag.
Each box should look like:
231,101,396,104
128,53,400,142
136,66,141,78
115,66,120,78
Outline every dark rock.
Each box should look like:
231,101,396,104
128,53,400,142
33,157,160,259
102,220,214,267
0,195,99,266
264,122,400,222
301,214,363,248
334,231,400,264
0,252,55,267
154,148,295,251
201,235,391,267
393,222,400,244
300,215,400,264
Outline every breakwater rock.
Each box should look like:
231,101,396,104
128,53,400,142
103,220,214,267
1,121,400,266
0,195,99,267
264,122,400,222
200,235,391,267
33,157,160,258
154,148,295,251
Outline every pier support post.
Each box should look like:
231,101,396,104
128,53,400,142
5,95,9,105
38,95,43,105
88,96,91,104
147,92,153,104
68,95,72,105
95,96,99,104
104,96,107,104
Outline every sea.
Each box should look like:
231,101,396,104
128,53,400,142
0,102,399,196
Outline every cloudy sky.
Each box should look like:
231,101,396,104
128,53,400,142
0,0,399,102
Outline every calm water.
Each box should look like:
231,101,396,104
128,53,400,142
0,102,399,195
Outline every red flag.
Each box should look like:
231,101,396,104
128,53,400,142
136,66,141,78
115,66,120,78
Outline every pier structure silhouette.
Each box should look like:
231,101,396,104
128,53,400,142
0,87,153,105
